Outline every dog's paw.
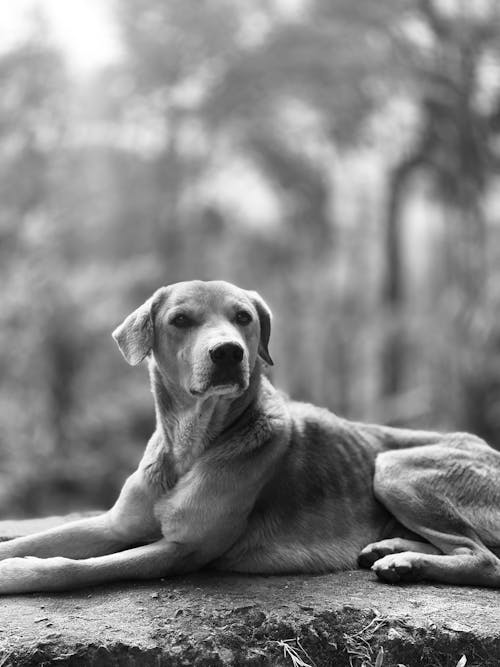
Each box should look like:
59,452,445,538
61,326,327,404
371,553,423,584
0,556,71,594
0,557,38,594
358,539,402,569
358,543,388,569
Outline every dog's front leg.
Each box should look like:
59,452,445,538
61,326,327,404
0,471,161,561
0,513,128,561
0,539,190,594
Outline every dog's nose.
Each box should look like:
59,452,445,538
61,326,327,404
209,342,244,366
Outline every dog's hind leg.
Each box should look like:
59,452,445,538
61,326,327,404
371,533,500,587
372,544,500,588
371,441,500,587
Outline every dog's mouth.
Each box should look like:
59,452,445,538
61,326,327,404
189,370,248,399
189,383,243,399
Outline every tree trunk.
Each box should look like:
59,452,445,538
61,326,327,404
380,155,424,399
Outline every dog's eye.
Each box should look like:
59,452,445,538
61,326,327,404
170,314,192,328
235,310,252,326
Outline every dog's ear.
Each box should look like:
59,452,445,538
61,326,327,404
247,291,274,366
112,287,168,365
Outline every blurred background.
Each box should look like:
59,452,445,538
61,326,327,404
1,0,500,517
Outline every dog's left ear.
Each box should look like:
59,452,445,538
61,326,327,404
248,291,274,366
112,287,168,365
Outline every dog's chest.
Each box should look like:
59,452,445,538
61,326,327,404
142,439,205,493
171,421,206,476
169,404,227,476
144,408,224,490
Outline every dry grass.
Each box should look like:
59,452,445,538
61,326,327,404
274,637,317,667
343,615,468,667
343,615,389,667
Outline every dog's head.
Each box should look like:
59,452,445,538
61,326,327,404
112,280,273,399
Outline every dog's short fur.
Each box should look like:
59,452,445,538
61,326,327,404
1,279,500,593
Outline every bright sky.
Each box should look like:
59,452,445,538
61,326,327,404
0,0,121,74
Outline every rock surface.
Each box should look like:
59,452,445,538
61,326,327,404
0,517,498,666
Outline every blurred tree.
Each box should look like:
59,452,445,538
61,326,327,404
108,0,243,280
0,25,82,514
380,0,500,401
0,29,66,247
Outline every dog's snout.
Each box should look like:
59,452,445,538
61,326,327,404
209,342,244,366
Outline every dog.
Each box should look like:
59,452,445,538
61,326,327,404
0,279,499,593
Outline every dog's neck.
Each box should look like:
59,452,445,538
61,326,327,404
148,359,262,476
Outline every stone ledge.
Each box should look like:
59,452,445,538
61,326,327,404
0,517,498,666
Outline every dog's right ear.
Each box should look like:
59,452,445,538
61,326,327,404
112,287,168,365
